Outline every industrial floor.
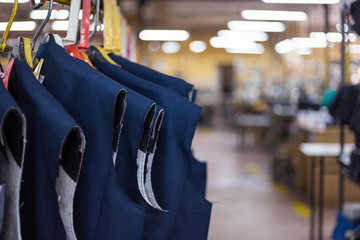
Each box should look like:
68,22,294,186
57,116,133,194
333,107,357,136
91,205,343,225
192,128,338,240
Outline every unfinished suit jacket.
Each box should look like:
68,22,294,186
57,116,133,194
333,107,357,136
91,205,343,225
109,54,207,198
35,41,145,240
8,58,85,240
93,60,212,240
0,78,26,240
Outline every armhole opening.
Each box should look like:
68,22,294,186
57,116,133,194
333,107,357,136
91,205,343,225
139,103,156,152
2,109,26,167
113,89,127,153
58,126,85,182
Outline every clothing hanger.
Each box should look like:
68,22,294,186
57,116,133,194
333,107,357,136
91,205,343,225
1,0,18,89
12,37,33,69
62,0,81,46
31,0,56,51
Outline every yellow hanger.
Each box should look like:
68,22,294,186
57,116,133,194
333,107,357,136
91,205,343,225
94,46,118,65
0,0,18,54
103,0,114,52
13,37,33,69
111,1,122,55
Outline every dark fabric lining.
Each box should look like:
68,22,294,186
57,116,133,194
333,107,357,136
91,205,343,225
139,104,156,152
59,127,84,182
3,109,25,167
113,90,127,153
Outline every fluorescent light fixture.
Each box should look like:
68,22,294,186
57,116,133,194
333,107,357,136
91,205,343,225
295,48,312,55
51,21,69,31
275,39,294,54
0,21,36,31
79,10,94,20
162,41,181,54
292,37,327,48
210,36,258,49
30,10,69,20
242,10,308,21
225,44,265,54
349,33,357,42
227,20,285,32
336,23,349,32
189,40,207,53
310,31,357,42
139,30,189,41
263,0,339,4
56,10,70,20
217,30,268,41
0,0,28,3
349,45,360,53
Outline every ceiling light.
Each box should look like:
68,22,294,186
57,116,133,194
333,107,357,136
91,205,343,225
225,44,265,54
139,30,189,41
51,21,69,31
292,37,327,48
0,21,36,31
349,33,357,42
242,10,308,21
349,45,360,53
210,37,258,49
275,39,294,54
217,30,268,41
162,42,181,54
0,0,28,3
263,0,339,3
336,23,349,32
189,41,207,53
295,48,312,55
79,10,94,20
227,21,285,32
30,10,69,20
56,10,70,20
30,10,57,19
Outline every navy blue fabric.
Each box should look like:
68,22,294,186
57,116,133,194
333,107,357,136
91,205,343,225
8,59,79,240
109,53,193,99
93,60,212,239
109,54,208,198
35,42,145,240
115,87,154,203
0,79,25,240
190,153,207,197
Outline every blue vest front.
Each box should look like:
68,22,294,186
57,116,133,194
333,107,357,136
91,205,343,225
109,54,208,198
9,58,85,240
0,77,26,240
35,42,146,240
93,60,212,240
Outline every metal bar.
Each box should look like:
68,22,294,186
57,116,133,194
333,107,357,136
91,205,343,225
319,157,324,240
339,1,347,213
310,157,315,240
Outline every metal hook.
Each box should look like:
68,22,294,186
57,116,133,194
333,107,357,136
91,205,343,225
30,0,47,10
89,0,100,40
31,0,54,51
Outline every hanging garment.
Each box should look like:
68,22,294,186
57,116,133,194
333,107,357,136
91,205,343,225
115,87,156,207
113,89,172,240
0,79,26,240
109,54,194,99
91,59,212,240
35,41,145,240
8,58,85,240
109,54,208,198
